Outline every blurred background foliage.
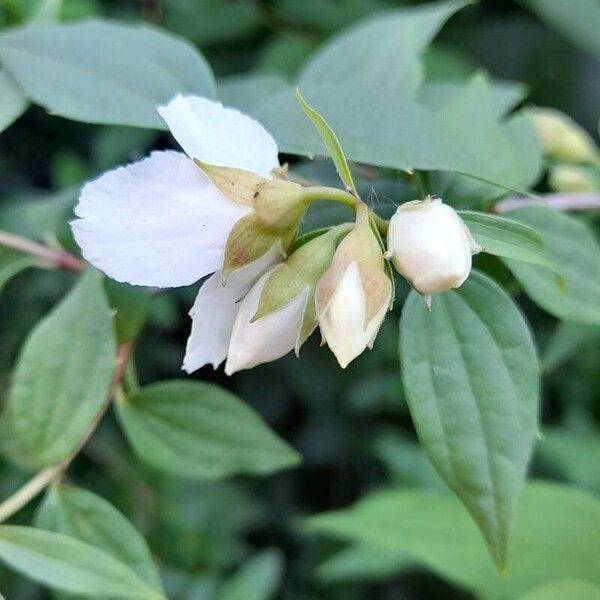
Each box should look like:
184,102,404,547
0,0,599,598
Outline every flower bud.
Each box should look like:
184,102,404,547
549,164,599,192
194,159,308,229
225,270,308,375
530,108,600,165
252,225,352,353
386,197,479,299
316,207,392,368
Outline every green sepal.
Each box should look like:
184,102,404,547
296,88,357,195
222,214,290,282
252,224,352,351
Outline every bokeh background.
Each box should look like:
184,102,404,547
1,0,599,598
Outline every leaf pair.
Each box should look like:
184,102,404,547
0,270,300,478
0,485,164,599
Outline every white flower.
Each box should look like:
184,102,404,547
182,244,281,373
224,272,309,375
71,94,289,372
318,262,389,368
386,197,479,298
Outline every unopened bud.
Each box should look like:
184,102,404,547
194,159,308,229
316,207,392,368
386,197,479,299
530,108,600,165
549,164,599,192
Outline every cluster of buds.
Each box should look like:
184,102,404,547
72,94,480,375
531,107,600,193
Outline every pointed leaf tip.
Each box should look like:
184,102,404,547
295,88,357,196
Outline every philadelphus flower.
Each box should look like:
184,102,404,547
386,197,480,305
72,94,306,374
316,207,392,368
531,108,600,165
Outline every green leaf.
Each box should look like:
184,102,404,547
399,271,540,569
0,247,34,293
520,0,600,58
0,187,77,239
316,545,413,584
0,526,164,599
0,69,27,133
218,549,283,600
295,88,356,194
163,0,261,46
36,484,162,591
542,321,600,372
0,270,116,468
104,280,150,343
374,430,447,492
504,206,600,324
418,79,527,117
537,430,600,494
459,210,552,268
218,72,288,115
519,579,600,600
298,0,467,95
305,482,600,599
257,75,539,193
116,380,300,479
29,0,62,23
0,19,216,128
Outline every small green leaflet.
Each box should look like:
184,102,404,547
218,549,284,600
0,526,165,599
116,380,300,479
36,484,163,592
505,206,600,324
459,210,552,269
296,88,357,195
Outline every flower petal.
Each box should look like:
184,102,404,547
182,244,281,373
319,262,365,368
225,275,308,375
72,150,248,288
158,95,279,178
319,262,388,368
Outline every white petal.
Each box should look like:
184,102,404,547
319,262,367,368
72,150,248,288
224,275,308,375
319,262,388,368
158,95,279,178
182,244,281,373
366,298,390,349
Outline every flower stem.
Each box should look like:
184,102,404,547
494,191,600,213
303,186,358,208
0,463,66,523
0,342,134,524
0,230,84,272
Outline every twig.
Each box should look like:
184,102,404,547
0,342,134,524
0,463,66,524
494,192,600,213
0,230,84,272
